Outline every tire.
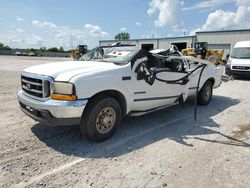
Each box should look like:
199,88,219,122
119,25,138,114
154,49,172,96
197,80,213,105
80,97,121,142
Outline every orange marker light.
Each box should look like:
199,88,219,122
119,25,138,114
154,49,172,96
51,94,77,101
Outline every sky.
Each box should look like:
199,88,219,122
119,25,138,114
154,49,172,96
0,0,249,50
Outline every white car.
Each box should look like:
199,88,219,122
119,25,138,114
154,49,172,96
15,51,22,56
17,44,223,141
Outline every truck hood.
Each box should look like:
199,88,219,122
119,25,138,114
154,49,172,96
23,61,124,81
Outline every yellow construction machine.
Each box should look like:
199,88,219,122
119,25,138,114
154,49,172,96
71,45,88,60
181,42,224,64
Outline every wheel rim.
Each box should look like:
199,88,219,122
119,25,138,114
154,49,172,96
204,85,211,102
96,107,116,134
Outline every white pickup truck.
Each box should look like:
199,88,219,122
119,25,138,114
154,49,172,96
17,44,223,141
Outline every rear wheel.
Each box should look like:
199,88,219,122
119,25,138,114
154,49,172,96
80,97,121,142
197,80,213,105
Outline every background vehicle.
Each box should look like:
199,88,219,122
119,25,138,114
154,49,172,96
71,45,88,60
226,41,250,77
181,42,224,64
15,51,28,56
17,44,223,142
15,51,21,56
28,52,36,56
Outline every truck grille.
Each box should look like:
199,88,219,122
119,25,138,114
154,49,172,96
232,66,250,70
21,75,51,98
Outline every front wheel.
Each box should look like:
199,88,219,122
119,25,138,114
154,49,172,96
197,80,213,105
80,97,121,142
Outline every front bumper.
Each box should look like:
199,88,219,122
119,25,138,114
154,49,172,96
225,65,250,76
17,90,88,126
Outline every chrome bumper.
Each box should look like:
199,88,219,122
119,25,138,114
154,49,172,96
17,90,88,125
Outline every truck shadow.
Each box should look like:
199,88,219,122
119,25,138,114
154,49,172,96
31,95,249,158
232,76,250,81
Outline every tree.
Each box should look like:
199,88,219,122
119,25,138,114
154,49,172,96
28,48,37,52
39,47,46,51
48,47,59,52
59,46,64,52
0,43,10,50
4,45,10,50
115,32,130,40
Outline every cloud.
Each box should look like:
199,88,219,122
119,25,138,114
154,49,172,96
147,0,182,28
237,0,250,6
32,20,57,28
7,34,44,47
84,24,109,37
182,0,236,11
166,33,175,37
3,20,109,49
9,38,25,44
136,22,142,26
120,27,126,31
55,24,109,48
55,26,87,48
190,0,250,34
16,29,24,33
16,16,25,21
27,35,45,46
142,32,158,38
141,34,151,38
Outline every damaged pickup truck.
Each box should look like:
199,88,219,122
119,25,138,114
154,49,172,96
17,44,224,142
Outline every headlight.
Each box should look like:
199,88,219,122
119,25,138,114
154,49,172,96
51,82,77,101
52,82,74,95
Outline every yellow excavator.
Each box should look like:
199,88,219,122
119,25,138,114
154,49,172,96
181,42,224,64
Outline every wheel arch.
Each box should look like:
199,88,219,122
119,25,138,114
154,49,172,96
206,77,215,86
85,90,127,116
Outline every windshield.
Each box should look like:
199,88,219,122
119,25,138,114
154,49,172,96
231,47,250,59
79,46,139,64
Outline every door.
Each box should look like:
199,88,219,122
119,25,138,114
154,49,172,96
171,42,187,51
141,44,154,51
131,51,190,112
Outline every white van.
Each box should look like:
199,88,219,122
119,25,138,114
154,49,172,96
226,41,250,77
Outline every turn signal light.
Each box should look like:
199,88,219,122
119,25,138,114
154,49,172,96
51,94,77,101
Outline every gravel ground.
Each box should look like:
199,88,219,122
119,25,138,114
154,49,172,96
0,55,250,188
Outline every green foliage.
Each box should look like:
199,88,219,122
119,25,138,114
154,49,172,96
115,32,130,40
28,48,37,52
39,47,46,51
59,46,64,52
0,42,11,50
47,47,59,52
0,43,68,52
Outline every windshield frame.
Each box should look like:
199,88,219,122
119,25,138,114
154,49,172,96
79,45,140,64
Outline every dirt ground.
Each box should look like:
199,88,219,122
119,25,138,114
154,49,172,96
0,55,250,188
